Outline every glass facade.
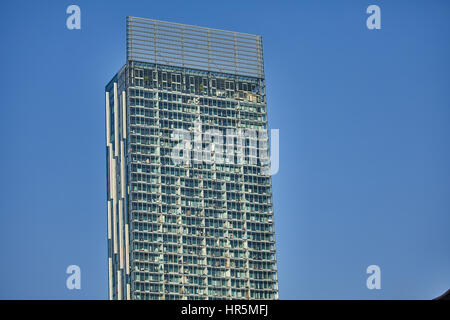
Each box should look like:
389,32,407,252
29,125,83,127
105,17,278,300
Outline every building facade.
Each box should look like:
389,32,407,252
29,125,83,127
105,17,278,300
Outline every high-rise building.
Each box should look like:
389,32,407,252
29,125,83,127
105,17,278,300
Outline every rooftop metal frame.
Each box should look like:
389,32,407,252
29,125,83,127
126,16,265,79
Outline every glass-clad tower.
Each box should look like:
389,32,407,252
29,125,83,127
105,17,278,300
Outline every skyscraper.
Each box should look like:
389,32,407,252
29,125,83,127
105,17,278,300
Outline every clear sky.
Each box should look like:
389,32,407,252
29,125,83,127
0,0,449,299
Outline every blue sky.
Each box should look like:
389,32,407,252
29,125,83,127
0,0,449,299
